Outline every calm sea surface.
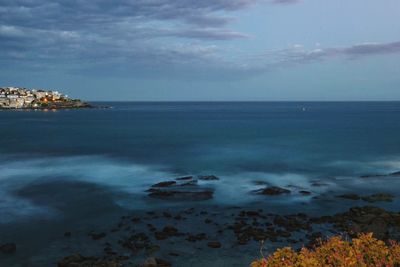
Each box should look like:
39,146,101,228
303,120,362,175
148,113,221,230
1,102,400,214
1,101,400,266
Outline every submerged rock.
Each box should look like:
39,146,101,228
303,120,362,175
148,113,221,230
198,175,219,181
0,243,16,254
89,231,106,240
362,193,394,203
175,176,193,181
253,186,291,196
337,194,361,200
313,206,400,240
207,241,222,248
336,193,394,203
142,258,171,267
142,257,157,267
151,181,176,188
58,254,125,267
148,189,213,201
360,171,400,178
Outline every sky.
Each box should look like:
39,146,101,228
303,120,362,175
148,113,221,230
0,0,400,101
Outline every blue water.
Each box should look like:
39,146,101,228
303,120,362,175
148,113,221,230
0,102,399,218
1,102,400,266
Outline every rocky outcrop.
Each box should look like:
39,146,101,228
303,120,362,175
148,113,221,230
360,171,400,178
207,241,222,248
147,175,217,201
148,188,213,201
198,175,219,181
336,193,394,203
252,186,291,196
142,257,171,267
58,254,126,267
312,206,400,240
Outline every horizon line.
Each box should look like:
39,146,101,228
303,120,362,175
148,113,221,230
85,100,400,102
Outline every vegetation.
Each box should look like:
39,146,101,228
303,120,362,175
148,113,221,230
251,233,400,267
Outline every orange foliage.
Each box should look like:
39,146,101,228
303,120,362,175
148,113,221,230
251,233,400,267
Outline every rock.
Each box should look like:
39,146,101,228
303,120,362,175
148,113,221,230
299,191,311,195
246,211,260,217
361,193,394,203
175,176,193,181
207,241,222,248
313,206,400,240
148,189,213,201
58,254,122,267
154,226,179,240
119,233,150,251
151,181,176,188
198,175,219,181
162,226,178,235
179,180,198,186
145,244,160,254
337,194,361,200
253,181,268,185
163,212,172,218
0,243,16,254
361,171,400,178
155,258,172,267
89,232,106,240
337,193,394,203
204,218,212,224
310,181,328,187
142,258,171,267
64,232,72,237
142,257,157,267
253,186,291,196
273,215,311,232
186,233,207,242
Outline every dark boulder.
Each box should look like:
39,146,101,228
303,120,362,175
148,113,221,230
198,175,219,181
58,254,123,267
299,190,311,195
151,181,176,188
362,193,394,203
175,176,193,181
253,186,291,196
0,243,16,254
148,189,213,201
337,194,361,200
207,241,222,248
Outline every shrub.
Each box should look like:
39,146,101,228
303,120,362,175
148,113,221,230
251,233,400,267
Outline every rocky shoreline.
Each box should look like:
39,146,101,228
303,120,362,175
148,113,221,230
50,205,400,267
0,87,96,110
2,171,400,267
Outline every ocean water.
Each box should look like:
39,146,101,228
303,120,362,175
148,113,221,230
1,102,400,266
1,102,400,220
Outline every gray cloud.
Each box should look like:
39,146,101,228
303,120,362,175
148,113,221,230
342,41,400,56
0,0,268,68
258,41,400,69
272,0,301,4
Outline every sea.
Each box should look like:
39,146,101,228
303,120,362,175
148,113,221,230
1,101,400,266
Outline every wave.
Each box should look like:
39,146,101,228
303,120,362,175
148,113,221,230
0,153,399,223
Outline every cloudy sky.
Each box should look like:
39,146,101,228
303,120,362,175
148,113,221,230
1,0,400,101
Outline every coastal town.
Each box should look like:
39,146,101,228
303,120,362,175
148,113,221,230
0,87,91,109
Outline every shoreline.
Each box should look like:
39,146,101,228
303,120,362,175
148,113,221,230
1,203,398,267
0,104,111,111
1,172,400,267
